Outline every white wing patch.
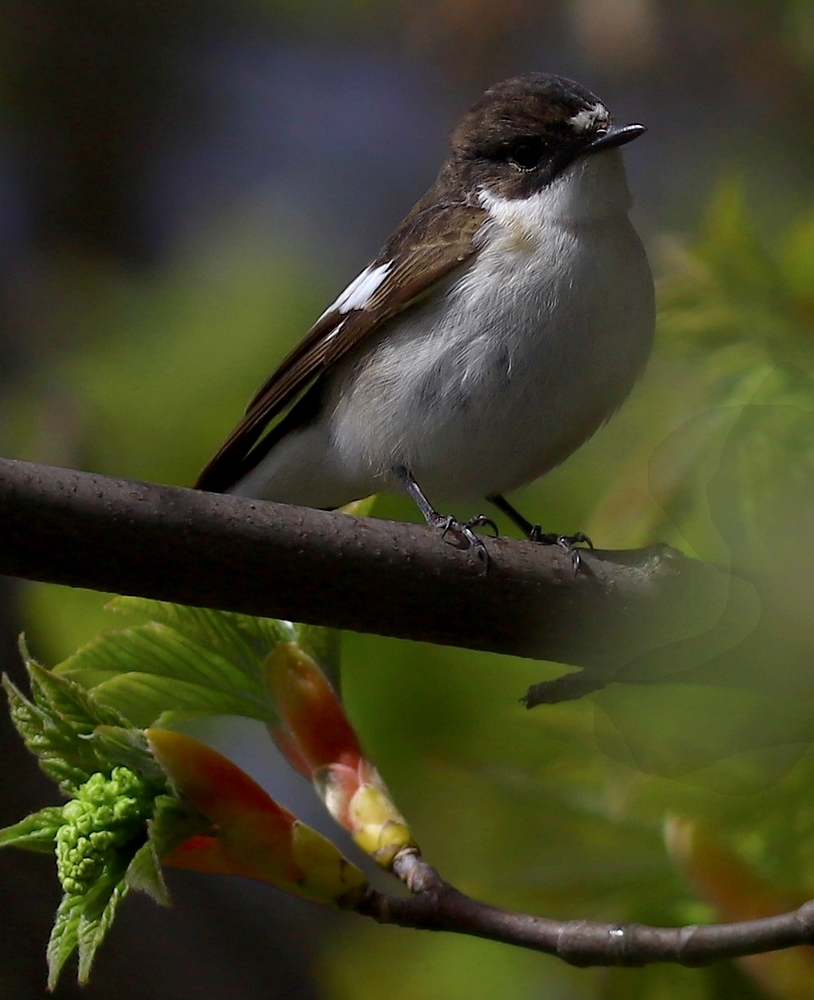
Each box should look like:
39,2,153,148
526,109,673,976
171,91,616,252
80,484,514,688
569,102,609,132
321,261,394,320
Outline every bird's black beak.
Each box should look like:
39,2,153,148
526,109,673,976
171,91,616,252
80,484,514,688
585,123,647,155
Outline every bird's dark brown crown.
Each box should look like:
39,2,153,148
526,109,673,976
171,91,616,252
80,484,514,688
437,73,615,201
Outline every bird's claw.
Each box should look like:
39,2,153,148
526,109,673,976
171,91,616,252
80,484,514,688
436,514,496,568
528,527,593,574
464,514,499,537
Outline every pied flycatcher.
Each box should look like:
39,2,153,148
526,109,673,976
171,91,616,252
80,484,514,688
196,73,655,562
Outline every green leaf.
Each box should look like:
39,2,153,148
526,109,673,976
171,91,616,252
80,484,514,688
80,851,133,921
114,598,344,702
708,368,814,576
61,623,261,692
91,672,272,728
27,658,128,730
76,881,129,985
55,608,287,726
2,675,103,792
43,598,346,729
5,643,139,795
125,791,211,907
106,597,297,669
125,838,169,905
47,892,84,990
126,792,210,905
3,672,56,747
0,807,64,852
89,725,167,781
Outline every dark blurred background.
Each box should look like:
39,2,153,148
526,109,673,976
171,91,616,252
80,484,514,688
4,2,814,998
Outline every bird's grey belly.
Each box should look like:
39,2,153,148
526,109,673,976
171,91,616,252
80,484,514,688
234,219,654,510
327,225,654,505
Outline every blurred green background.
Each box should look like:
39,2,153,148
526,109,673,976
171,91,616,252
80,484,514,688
4,1,814,998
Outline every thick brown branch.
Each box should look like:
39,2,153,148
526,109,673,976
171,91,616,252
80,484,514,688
361,850,814,967
0,457,754,687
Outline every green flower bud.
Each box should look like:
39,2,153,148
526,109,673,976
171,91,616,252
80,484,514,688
56,768,156,896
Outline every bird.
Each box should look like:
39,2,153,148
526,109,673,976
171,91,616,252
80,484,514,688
195,72,655,565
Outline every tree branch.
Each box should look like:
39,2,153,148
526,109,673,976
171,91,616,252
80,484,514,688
357,849,814,967
0,457,755,699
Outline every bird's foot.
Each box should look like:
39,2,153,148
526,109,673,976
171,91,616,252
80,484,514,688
393,467,497,569
528,527,593,573
430,513,498,568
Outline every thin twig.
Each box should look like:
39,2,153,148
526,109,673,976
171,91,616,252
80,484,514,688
362,847,814,966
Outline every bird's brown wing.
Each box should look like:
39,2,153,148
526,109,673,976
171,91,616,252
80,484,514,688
195,202,486,493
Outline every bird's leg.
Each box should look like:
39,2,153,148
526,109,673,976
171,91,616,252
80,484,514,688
487,493,592,572
393,466,497,567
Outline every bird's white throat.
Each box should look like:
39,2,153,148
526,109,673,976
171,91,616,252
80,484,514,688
478,148,633,235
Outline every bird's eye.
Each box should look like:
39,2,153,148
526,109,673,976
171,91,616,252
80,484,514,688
507,138,545,170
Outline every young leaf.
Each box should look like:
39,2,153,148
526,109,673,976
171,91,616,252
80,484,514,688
77,881,129,985
124,794,209,907
89,725,167,780
0,807,64,852
54,609,283,726
47,892,85,990
107,599,297,672
25,654,129,731
2,675,104,791
86,671,270,728
105,598,339,696
125,838,169,906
